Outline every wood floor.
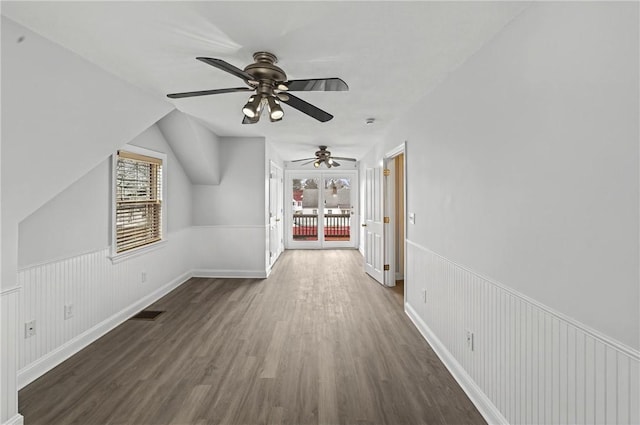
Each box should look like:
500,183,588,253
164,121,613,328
19,250,486,425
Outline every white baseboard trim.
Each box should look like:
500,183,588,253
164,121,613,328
192,269,268,279
17,271,193,389
405,302,508,425
3,414,23,425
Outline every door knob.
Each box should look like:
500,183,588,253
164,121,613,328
361,223,367,227
275,218,281,222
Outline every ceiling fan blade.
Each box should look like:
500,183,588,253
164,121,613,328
281,94,333,122
300,159,317,166
283,78,348,92
242,115,259,124
331,156,357,162
331,160,341,167
196,57,254,82
167,87,252,99
290,157,316,162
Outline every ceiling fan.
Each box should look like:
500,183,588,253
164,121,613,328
167,52,348,124
291,146,356,168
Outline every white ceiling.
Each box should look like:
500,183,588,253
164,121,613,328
2,1,528,161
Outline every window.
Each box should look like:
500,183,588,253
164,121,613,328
114,149,163,254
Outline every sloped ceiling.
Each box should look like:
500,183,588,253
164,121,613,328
2,1,529,160
157,110,223,185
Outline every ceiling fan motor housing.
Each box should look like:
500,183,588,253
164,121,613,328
244,52,287,95
316,146,330,158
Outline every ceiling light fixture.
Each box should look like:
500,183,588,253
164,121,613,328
313,160,321,168
267,96,284,120
242,95,262,118
243,94,284,123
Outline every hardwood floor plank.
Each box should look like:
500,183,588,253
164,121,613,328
19,250,486,425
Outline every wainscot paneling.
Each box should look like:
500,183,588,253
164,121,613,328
405,240,639,425
17,229,192,389
1,287,22,425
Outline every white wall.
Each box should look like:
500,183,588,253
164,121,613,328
1,17,172,289
191,136,268,276
18,124,192,269
18,160,110,268
361,2,638,424
15,124,195,389
1,17,172,425
192,137,265,226
157,110,221,185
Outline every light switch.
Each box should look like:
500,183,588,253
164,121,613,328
409,212,415,224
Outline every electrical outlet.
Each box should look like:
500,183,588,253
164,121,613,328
64,304,74,320
141,271,147,283
422,288,427,303
24,320,36,338
466,329,475,351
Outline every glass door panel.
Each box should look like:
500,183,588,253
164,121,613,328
292,177,319,242
287,171,357,249
323,177,352,243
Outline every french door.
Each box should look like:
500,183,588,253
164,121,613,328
286,171,358,249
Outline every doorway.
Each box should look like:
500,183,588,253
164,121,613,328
363,143,406,294
384,144,406,295
285,171,358,249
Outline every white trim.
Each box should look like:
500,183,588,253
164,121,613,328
406,239,640,361
0,286,21,296
2,414,24,425
385,142,406,159
108,239,167,264
405,302,508,425
192,269,268,279
17,270,192,389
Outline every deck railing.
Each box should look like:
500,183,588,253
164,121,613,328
292,213,351,240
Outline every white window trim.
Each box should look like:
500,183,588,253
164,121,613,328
109,144,168,263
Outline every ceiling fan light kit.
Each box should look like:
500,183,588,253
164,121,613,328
167,51,348,124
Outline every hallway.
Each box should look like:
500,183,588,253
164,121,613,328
19,250,485,425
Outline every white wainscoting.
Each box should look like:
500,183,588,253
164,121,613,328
17,228,193,389
191,225,268,278
405,240,640,425
1,288,23,425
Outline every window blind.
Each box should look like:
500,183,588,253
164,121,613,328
115,150,162,253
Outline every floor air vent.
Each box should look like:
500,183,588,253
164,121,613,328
130,310,164,321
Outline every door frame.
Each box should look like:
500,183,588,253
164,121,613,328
269,161,284,266
384,142,407,294
284,169,359,249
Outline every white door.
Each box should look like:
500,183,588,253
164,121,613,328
269,163,284,265
364,167,384,284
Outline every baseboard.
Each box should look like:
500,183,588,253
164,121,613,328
2,414,23,425
17,271,193,389
192,269,268,279
405,302,508,425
